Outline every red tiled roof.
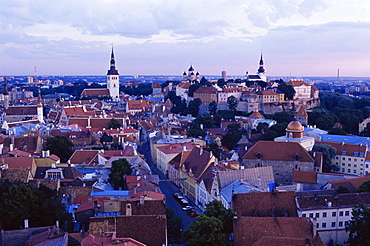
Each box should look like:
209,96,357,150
286,80,310,87
242,141,314,162
293,170,318,184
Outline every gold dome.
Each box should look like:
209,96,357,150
287,120,303,131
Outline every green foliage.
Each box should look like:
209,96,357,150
108,118,122,129
182,215,231,246
204,143,220,159
312,144,338,172
121,83,153,96
256,122,269,133
346,203,370,245
272,111,293,124
208,101,218,115
328,127,347,135
227,95,238,112
46,135,74,163
0,180,69,230
221,123,242,150
166,208,183,244
278,82,295,100
357,180,370,193
203,200,234,234
109,158,132,190
184,98,202,117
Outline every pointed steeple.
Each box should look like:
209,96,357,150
107,46,119,76
258,52,265,73
37,90,43,107
3,76,9,96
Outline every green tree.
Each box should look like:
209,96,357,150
46,135,74,162
208,101,218,115
203,200,234,234
0,181,69,230
346,203,370,245
221,123,242,150
278,83,295,100
182,215,231,246
312,144,338,172
109,158,132,190
272,111,293,124
227,95,238,112
185,98,202,117
167,208,183,245
328,127,347,135
357,180,370,193
108,118,122,129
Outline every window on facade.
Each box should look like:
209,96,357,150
354,159,357,162
256,152,262,159
309,213,313,218
342,157,345,160
348,158,351,161
315,213,319,218
345,211,350,216
317,223,319,228
332,222,336,228
345,221,349,226
294,154,300,161
302,213,306,217
339,211,344,216
354,170,357,174
339,221,343,227
332,212,336,217
323,212,327,217
366,164,369,168
342,163,345,166
322,223,326,228
342,168,345,172
354,164,357,168
348,169,351,173
348,164,351,167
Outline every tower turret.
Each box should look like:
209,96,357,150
37,90,44,123
3,76,9,110
257,52,266,82
106,46,120,101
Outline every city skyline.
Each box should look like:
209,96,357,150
1,0,370,77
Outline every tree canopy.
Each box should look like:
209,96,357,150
108,118,122,129
166,208,183,245
227,95,238,112
346,203,370,245
312,144,338,172
46,135,74,163
0,180,70,230
357,180,370,193
221,123,242,150
109,158,133,190
182,200,233,246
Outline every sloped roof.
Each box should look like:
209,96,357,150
6,105,38,115
242,141,314,162
297,193,370,210
0,157,35,170
316,141,367,156
81,88,110,96
286,80,310,87
328,176,370,191
182,146,214,181
1,168,31,182
127,100,150,111
297,106,308,117
194,86,218,94
163,98,173,107
293,170,318,184
152,81,161,88
217,166,275,190
69,150,98,165
233,217,325,246
232,191,298,217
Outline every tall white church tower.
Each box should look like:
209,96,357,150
257,52,266,82
107,47,120,101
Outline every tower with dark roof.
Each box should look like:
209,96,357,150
257,52,266,82
106,46,120,101
3,76,9,110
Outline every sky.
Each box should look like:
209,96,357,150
1,0,370,77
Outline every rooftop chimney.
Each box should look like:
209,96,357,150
139,196,145,205
126,203,132,216
312,218,317,238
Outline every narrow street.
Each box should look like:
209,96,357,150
138,142,197,230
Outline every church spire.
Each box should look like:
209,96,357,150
107,45,119,76
3,76,9,110
258,52,265,73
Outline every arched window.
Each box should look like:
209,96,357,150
256,152,262,159
294,153,300,161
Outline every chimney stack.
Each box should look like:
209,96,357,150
126,203,132,216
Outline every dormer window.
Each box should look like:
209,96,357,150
256,152,262,159
294,153,300,161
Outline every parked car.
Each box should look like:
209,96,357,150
182,206,194,211
189,211,198,217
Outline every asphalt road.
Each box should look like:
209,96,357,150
138,142,197,230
